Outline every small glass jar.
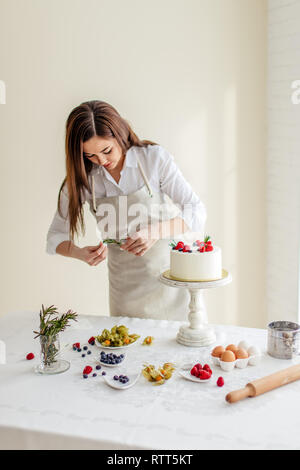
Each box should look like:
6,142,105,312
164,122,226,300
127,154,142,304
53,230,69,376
35,334,70,375
267,321,300,359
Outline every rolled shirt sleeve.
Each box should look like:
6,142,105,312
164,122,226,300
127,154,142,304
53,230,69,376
157,146,207,233
46,185,71,255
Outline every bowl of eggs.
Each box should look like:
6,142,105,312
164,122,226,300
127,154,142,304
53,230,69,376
211,341,261,372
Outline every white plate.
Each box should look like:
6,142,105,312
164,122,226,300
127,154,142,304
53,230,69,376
99,356,126,368
179,363,212,383
103,371,141,390
95,338,139,350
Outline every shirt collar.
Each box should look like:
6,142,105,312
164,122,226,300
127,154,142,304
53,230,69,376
123,146,138,168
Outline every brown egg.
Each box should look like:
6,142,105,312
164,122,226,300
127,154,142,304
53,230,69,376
235,348,249,359
211,345,225,358
226,344,238,354
221,350,236,362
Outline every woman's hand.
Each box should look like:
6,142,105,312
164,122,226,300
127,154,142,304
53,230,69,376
120,226,158,256
78,242,107,266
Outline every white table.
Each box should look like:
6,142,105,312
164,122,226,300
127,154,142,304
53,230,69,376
1,311,300,450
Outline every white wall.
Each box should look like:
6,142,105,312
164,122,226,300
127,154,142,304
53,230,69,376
267,0,300,322
0,0,267,327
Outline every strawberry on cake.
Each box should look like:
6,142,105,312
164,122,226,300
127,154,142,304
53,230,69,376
169,236,222,281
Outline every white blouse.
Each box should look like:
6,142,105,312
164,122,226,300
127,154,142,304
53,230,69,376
46,144,207,255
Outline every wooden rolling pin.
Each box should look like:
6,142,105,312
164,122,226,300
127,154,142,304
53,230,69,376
226,364,300,403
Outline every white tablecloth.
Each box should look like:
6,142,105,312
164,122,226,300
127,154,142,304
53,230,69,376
1,311,300,450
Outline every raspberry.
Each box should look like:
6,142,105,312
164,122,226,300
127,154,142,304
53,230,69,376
203,364,212,374
88,337,95,345
190,366,198,376
83,366,93,375
205,245,214,252
217,377,224,387
26,353,34,360
73,342,80,349
199,369,211,380
183,245,191,252
195,363,202,370
198,247,205,253
176,241,184,250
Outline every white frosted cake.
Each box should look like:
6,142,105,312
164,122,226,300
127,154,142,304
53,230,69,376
169,237,222,281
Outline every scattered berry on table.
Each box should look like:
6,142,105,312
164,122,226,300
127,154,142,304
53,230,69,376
83,366,93,375
92,373,97,377
102,371,106,376
83,374,88,379
83,346,88,351
77,348,82,352
88,336,95,345
96,365,101,370
26,353,34,360
82,354,86,358
73,342,80,349
87,350,91,355
217,377,224,387
114,375,119,380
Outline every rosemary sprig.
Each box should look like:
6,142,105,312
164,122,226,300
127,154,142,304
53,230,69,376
34,305,78,367
103,238,127,245
33,304,78,338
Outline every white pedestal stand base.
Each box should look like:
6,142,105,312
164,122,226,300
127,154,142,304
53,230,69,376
159,269,232,348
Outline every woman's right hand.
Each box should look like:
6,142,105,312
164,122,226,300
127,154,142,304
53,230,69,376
78,242,107,266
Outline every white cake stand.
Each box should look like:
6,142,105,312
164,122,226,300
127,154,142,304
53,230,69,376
159,269,232,347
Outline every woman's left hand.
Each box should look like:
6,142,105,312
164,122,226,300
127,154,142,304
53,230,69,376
120,226,158,256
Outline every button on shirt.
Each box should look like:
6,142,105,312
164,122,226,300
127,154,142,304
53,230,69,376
46,144,207,255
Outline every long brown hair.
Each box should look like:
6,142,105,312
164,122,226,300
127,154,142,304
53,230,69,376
58,100,157,242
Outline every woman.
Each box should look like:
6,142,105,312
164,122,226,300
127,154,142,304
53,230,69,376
46,100,206,320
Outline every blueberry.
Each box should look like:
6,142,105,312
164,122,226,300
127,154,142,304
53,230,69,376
172,246,176,250
73,346,77,351
102,371,106,376
178,248,183,252
83,374,88,379
188,250,192,253
96,365,101,370
91,341,95,346
83,346,88,351
78,348,82,352
81,354,86,358
120,354,124,359
113,375,119,381
92,373,97,377
87,350,91,355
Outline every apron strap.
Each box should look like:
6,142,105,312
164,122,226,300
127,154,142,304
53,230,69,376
90,148,153,212
91,174,97,213
136,155,153,197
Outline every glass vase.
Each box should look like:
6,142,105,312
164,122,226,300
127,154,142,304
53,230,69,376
35,334,70,375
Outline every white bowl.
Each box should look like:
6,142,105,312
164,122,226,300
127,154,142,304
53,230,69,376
235,358,249,369
219,360,235,372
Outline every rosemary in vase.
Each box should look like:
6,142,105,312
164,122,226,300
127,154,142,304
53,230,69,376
34,305,78,367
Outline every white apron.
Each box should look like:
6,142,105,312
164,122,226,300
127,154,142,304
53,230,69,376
89,157,189,320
